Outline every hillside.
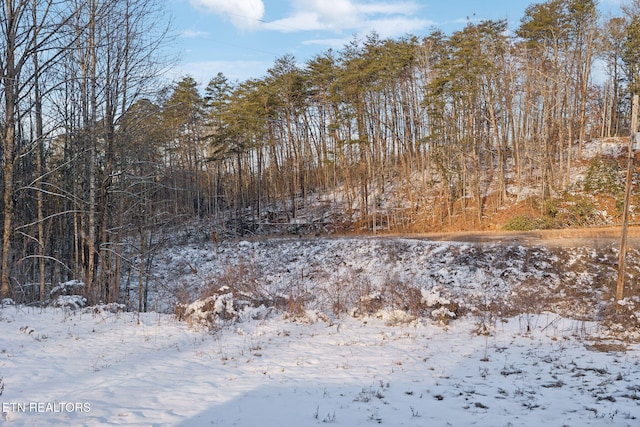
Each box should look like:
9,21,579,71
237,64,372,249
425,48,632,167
2,137,640,426
204,137,632,238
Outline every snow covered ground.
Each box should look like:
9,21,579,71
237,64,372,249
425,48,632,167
1,237,640,426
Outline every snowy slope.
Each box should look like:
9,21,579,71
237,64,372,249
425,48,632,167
1,237,640,426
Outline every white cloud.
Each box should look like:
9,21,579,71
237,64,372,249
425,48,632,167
295,0,360,29
186,0,431,39
302,36,353,48
357,2,420,15
265,11,327,32
181,30,209,39
189,0,265,29
361,17,434,38
170,60,272,84
264,0,430,37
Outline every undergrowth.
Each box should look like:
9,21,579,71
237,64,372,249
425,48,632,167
173,246,640,340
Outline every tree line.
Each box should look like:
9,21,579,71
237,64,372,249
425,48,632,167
0,0,168,305
1,0,640,308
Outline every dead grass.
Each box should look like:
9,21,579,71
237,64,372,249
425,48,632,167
584,341,628,352
380,274,425,316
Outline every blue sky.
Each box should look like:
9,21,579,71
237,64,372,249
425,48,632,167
167,0,625,85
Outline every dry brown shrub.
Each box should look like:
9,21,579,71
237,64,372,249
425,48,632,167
504,276,562,317
174,300,187,321
200,258,275,307
380,275,425,316
173,280,195,306
356,292,383,316
175,258,276,328
174,296,219,329
286,294,306,317
601,302,640,335
321,269,373,317
280,285,316,319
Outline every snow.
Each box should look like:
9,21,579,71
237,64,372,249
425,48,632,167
1,237,640,426
581,138,627,159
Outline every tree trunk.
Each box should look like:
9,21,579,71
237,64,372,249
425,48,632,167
1,1,18,299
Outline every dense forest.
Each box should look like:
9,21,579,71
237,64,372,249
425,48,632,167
1,0,640,308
